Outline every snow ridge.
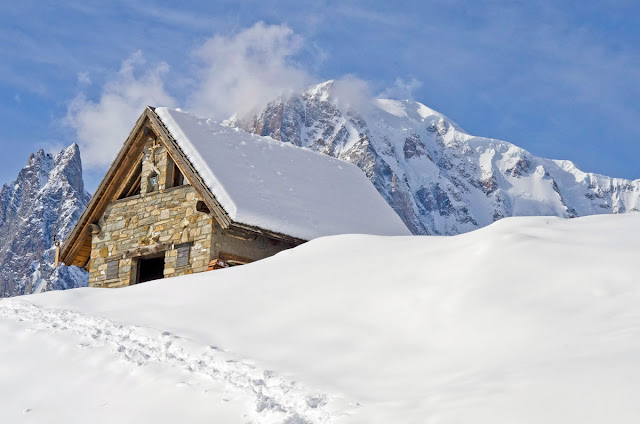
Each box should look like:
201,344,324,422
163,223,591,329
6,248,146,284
0,300,334,423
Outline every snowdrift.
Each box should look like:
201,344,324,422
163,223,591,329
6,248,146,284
1,213,639,423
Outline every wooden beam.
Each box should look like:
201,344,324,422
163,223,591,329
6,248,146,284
114,151,144,199
122,242,171,259
125,174,141,198
60,110,150,266
222,227,257,241
229,222,306,245
218,251,253,265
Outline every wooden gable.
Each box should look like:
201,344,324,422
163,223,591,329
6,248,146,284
60,107,231,269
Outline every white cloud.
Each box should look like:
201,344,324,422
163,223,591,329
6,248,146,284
66,23,317,173
65,51,176,168
380,77,423,100
332,75,373,113
187,22,314,120
65,23,386,175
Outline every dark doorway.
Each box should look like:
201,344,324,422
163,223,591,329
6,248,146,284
136,255,165,284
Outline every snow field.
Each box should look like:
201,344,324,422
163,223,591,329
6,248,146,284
1,213,640,423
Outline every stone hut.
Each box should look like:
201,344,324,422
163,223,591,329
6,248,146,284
60,107,410,287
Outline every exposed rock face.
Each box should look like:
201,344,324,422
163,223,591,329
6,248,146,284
0,144,91,297
229,80,640,235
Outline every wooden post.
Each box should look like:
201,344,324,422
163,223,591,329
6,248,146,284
54,237,61,267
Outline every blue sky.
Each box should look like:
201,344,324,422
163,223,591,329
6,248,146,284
1,0,639,190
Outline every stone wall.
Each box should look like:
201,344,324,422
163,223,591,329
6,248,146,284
88,185,213,287
140,139,174,194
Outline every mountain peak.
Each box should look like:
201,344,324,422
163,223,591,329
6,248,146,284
303,80,336,101
232,85,640,234
27,149,47,166
65,142,80,155
0,144,90,297
56,142,82,167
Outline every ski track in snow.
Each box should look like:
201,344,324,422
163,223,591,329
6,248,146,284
0,300,333,424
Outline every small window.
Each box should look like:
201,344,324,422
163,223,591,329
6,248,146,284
176,244,191,268
147,171,158,192
172,163,185,187
106,260,119,280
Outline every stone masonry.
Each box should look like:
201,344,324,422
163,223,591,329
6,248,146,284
88,139,212,287
88,185,212,287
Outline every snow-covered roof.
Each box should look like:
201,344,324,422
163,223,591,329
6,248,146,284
155,107,411,240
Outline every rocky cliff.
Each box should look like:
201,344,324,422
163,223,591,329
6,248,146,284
0,144,90,297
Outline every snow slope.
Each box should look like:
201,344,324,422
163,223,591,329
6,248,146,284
155,107,410,240
1,213,639,423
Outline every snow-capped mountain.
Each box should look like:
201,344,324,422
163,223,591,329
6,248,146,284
229,80,640,235
0,144,90,297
